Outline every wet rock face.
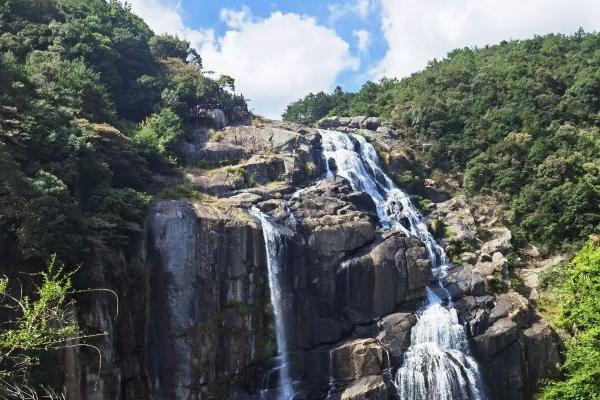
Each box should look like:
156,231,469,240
147,200,271,399
337,234,431,324
149,201,199,399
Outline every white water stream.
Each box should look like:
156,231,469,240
249,207,294,399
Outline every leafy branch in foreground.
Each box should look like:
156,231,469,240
0,255,102,398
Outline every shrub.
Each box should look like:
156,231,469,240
0,256,84,396
134,108,183,157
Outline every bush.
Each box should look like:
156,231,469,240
134,108,183,157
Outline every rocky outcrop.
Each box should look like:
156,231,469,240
338,233,431,324
65,118,562,400
430,194,563,400
178,122,326,196
317,116,382,132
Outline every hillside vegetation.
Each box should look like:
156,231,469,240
284,31,600,251
538,237,600,399
0,0,247,264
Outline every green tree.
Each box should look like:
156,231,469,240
25,50,115,122
148,33,190,60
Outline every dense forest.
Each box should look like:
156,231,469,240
284,31,600,399
0,0,248,392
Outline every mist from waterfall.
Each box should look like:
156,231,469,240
249,207,294,399
320,129,487,400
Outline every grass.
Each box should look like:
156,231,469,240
157,184,215,202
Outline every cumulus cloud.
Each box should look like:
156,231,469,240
373,0,600,79
127,0,214,48
329,0,372,23
201,11,358,119
353,29,372,52
121,1,358,119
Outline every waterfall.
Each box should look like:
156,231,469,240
320,129,487,400
249,207,294,399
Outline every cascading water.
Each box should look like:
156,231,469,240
249,207,294,399
320,129,487,400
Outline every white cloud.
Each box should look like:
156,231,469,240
373,0,600,79
127,0,214,48
121,1,357,119
201,11,358,119
353,29,372,52
220,6,252,29
329,0,372,23
356,0,372,18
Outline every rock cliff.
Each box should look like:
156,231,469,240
65,118,562,400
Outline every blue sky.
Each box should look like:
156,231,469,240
128,0,600,119
174,0,387,91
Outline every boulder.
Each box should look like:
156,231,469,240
481,227,512,254
431,197,478,246
349,116,367,128
243,155,287,186
454,295,494,336
375,126,393,136
479,341,525,400
444,264,474,298
309,218,375,257
317,116,342,129
474,261,495,277
488,292,529,326
375,313,416,365
492,252,508,276
361,117,381,131
460,251,477,264
474,316,562,400
522,320,562,394
330,339,386,381
340,376,388,400
474,317,519,361
346,191,378,220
